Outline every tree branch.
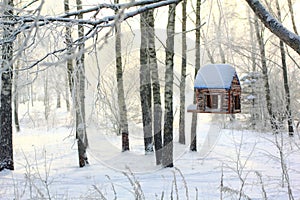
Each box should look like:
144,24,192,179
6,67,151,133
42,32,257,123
244,0,300,55
0,0,182,45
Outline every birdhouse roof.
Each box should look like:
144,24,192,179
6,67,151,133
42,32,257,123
194,64,238,90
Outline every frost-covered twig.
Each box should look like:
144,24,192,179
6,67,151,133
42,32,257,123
254,171,267,200
0,0,182,45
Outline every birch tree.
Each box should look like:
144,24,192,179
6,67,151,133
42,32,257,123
190,0,202,152
147,10,163,164
114,0,130,151
0,0,183,169
75,0,89,167
140,11,153,153
64,0,73,108
179,0,187,145
163,3,177,168
0,0,14,171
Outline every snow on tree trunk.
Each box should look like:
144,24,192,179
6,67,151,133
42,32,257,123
0,0,14,171
163,3,176,168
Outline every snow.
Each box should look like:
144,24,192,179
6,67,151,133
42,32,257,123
1,102,300,199
194,64,238,90
247,94,256,100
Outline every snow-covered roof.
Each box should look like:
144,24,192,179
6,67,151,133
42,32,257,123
194,64,238,90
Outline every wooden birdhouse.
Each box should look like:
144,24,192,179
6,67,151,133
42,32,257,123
187,64,241,114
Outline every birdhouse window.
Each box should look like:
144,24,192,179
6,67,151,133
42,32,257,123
234,95,241,110
206,94,220,110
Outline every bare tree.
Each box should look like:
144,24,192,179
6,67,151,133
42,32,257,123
114,0,130,151
275,0,294,136
0,0,183,169
0,0,14,171
139,8,163,162
140,11,153,154
163,3,177,168
254,16,278,133
75,0,89,167
13,58,20,132
64,0,73,106
179,0,187,145
190,0,202,152
147,10,163,164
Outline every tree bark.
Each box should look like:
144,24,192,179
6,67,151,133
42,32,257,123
140,11,153,153
163,3,176,168
275,0,294,136
146,10,163,164
190,0,202,152
64,0,74,103
56,89,61,108
179,0,187,145
244,0,300,55
76,0,88,167
44,71,50,120
0,0,14,171
115,0,130,151
13,60,20,132
248,9,258,128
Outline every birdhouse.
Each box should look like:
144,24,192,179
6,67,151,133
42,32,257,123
187,64,241,114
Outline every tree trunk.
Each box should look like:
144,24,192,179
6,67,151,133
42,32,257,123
190,0,201,152
275,0,294,136
76,0,88,167
13,60,20,132
64,0,74,104
179,0,187,145
146,10,163,164
44,71,50,121
254,16,278,133
140,11,153,154
56,90,61,108
115,0,130,151
0,0,14,171
163,3,176,168
65,75,70,111
248,9,258,128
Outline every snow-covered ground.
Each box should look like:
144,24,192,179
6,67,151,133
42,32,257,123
1,102,300,199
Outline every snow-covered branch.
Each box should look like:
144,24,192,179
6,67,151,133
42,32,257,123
0,0,182,45
245,0,300,55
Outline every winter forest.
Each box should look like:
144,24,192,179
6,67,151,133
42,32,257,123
1,0,300,199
